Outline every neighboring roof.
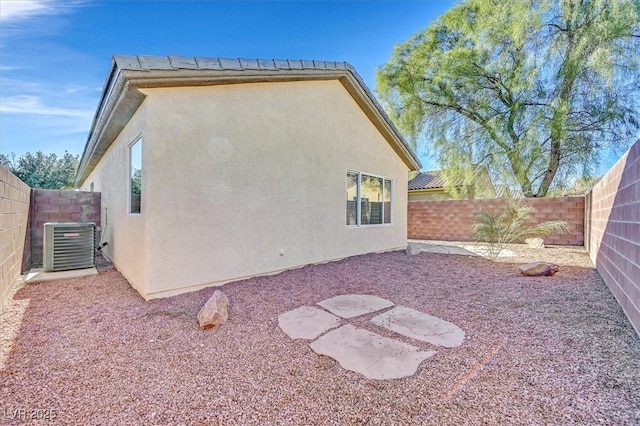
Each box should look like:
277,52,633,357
408,170,466,191
75,55,422,186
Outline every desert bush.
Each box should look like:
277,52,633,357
472,199,570,259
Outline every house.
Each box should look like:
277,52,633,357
408,170,455,200
75,55,421,299
408,169,495,201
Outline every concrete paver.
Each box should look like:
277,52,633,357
317,294,394,319
25,267,98,283
461,245,516,257
407,242,480,256
371,306,465,348
278,306,342,340
309,324,436,380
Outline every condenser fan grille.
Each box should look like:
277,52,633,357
43,222,96,272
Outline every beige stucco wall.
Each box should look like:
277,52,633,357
408,190,449,201
81,104,148,296
84,80,410,299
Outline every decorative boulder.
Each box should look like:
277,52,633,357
197,290,229,330
519,261,559,277
524,238,545,249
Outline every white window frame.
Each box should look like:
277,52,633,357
129,137,142,215
346,170,393,227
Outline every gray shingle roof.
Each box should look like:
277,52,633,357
408,170,466,190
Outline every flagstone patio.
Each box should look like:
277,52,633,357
278,294,465,379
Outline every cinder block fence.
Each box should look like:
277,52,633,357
29,189,101,267
408,197,585,246
587,140,640,336
0,170,101,315
0,166,30,313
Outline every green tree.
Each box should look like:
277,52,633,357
548,175,601,196
0,153,13,169
377,0,639,197
1,151,79,189
131,168,142,194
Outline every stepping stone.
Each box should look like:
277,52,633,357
371,306,465,348
317,294,394,319
278,306,341,340
309,324,436,380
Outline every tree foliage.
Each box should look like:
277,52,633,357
377,0,639,197
131,168,142,195
547,175,601,196
0,151,79,189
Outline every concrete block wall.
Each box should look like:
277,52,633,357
0,166,31,313
588,140,640,336
408,197,585,245
29,189,101,266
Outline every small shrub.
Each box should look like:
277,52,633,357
472,199,570,259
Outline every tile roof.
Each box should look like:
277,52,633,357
408,170,466,191
113,55,351,72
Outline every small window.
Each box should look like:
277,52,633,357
346,171,392,226
90,182,94,192
130,139,142,214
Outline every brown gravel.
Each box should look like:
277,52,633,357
1,247,639,425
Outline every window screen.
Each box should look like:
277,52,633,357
346,171,392,226
361,175,383,225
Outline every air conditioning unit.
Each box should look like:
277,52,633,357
43,222,96,272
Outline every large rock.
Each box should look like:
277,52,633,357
197,290,229,330
519,261,559,277
524,238,545,249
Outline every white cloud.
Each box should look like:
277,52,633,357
0,0,54,22
0,94,93,119
0,65,21,72
0,0,94,156
1,92,95,156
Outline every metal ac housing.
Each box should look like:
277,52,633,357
43,222,96,272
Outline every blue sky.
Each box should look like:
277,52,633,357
0,0,457,170
0,0,630,175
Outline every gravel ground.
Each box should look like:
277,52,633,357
1,247,639,425
412,240,597,268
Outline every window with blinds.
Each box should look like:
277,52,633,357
346,171,393,226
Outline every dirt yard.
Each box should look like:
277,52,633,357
1,246,639,425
